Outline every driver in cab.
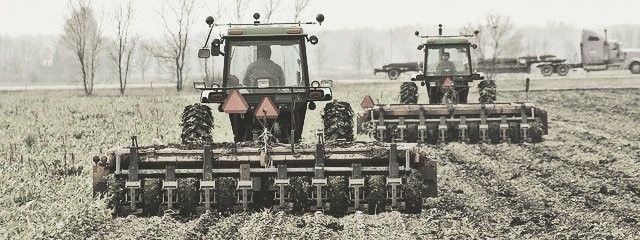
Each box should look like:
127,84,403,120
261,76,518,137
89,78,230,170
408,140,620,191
243,45,285,87
436,52,456,75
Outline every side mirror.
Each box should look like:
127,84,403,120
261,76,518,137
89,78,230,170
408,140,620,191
417,45,424,50
211,39,221,56
471,44,478,49
198,48,210,59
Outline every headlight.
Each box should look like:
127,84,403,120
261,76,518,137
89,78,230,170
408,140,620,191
311,81,320,88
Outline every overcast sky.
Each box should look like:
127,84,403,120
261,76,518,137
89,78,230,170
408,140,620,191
1,0,639,36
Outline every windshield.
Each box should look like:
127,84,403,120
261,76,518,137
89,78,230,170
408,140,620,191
225,39,305,88
425,46,470,76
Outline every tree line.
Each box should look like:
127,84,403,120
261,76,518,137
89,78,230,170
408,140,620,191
1,1,639,94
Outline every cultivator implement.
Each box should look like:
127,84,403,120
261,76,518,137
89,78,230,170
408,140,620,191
357,102,548,144
93,136,437,216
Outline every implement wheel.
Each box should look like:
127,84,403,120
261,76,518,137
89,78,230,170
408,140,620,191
106,174,126,216
366,176,387,214
327,176,349,217
400,82,418,104
322,101,354,142
403,171,425,214
529,121,544,143
142,178,163,216
508,122,522,143
215,177,238,213
177,178,199,217
180,104,214,146
289,176,311,214
488,123,502,144
467,122,480,144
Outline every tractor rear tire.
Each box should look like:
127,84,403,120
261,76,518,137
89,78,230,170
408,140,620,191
556,64,570,76
388,69,400,80
400,82,418,104
540,65,553,77
327,176,349,217
142,178,163,216
323,101,354,142
180,104,214,146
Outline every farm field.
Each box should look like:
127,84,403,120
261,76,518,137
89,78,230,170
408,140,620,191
1,78,639,239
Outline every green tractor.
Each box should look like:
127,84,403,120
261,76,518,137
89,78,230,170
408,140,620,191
93,13,437,217
358,24,548,144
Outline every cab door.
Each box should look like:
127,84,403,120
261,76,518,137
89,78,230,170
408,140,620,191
581,30,607,65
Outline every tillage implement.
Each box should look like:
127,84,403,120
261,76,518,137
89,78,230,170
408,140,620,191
93,14,437,217
357,25,549,144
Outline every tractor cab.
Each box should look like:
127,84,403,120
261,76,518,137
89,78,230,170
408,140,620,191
413,25,482,104
195,13,331,143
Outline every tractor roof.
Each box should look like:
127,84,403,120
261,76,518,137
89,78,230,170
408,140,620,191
226,26,306,37
424,36,470,45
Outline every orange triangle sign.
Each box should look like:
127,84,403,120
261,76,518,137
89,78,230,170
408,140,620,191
254,96,279,119
361,95,375,108
222,90,249,114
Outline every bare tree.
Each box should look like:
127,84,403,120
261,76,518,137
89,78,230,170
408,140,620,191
135,40,152,82
150,0,196,91
293,0,310,22
264,0,281,22
62,0,103,96
364,41,379,71
233,0,248,22
314,37,326,75
110,1,138,95
465,13,521,80
351,38,363,73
